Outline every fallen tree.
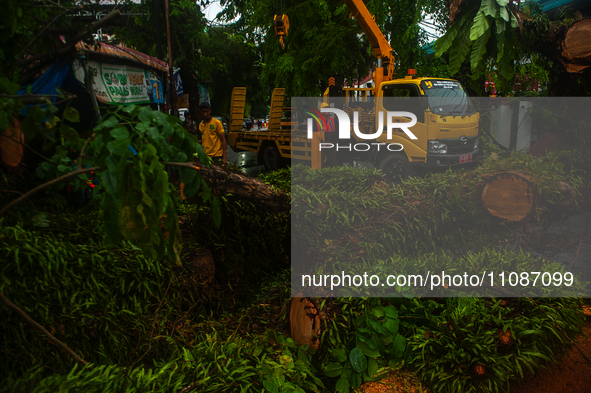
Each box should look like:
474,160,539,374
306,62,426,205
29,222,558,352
183,162,290,214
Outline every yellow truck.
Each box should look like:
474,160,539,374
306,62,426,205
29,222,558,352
320,73,480,179
227,0,480,179
226,87,317,171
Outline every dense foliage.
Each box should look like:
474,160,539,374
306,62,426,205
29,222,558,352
3,147,591,392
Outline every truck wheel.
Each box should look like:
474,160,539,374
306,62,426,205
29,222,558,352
378,154,414,182
262,145,281,171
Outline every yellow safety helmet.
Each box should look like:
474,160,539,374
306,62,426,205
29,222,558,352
319,102,330,109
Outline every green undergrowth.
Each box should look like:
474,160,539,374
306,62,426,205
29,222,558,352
292,150,588,270
1,149,589,392
315,296,583,393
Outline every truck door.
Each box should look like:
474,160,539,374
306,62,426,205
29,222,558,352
380,84,428,158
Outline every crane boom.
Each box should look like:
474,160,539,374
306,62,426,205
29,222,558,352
342,0,395,92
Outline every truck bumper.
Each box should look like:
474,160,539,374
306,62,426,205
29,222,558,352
424,148,481,169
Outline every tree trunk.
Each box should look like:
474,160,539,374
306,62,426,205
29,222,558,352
193,162,290,214
0,120,25,169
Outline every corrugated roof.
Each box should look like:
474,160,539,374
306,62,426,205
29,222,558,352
75,42,168,73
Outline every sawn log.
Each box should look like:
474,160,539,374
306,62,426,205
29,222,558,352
479,171,575,222
561,18,591,73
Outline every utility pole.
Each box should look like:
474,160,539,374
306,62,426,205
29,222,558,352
155,0,162,60
165,0,176,117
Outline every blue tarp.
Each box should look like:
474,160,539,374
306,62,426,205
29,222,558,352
17,60,72,115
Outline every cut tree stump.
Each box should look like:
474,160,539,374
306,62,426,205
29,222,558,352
0,120,24,169
479,172,576,222
561,18,591,73
480,172,537,222
289,297,321,350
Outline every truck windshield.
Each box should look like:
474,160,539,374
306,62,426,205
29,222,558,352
420,80,474,116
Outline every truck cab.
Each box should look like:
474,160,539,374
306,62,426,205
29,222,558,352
328,75,480,180
376,77,479,174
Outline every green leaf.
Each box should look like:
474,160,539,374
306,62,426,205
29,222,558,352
449,28,472,74
510,10,518,29
481,0,498,18
497,30,515,79
63,107,79,122
107,138,131,155
434,15,463,58
324,362,344,378
179,166,196,185
183,175,201,198
499,6,510,22
392,334,406,359
194,143,208,165
496,17,506,34
349,348,367,374
349,370,363,390
110,126,130,140
384,305,398,319
368,319,388,336
356,337,380,358
100,170,119,195
262,377,279,393
470,26,492,73
335,377,350,393
333,348,348,363
138,105,155,123
469,11,490,41
496,0,510,6
385,318,399,335
367,357,378,378
370,306,385,318
122,104,137,114
97,116,118,130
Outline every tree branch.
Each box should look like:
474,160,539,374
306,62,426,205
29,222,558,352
11,5,84,75
0,167,99,218
18,9,121,68
77,133,96,171
0,290,89,367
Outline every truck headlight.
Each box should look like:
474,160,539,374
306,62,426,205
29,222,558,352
428,140,447,154
473,136,479,150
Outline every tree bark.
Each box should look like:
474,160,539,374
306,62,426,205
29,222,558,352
167,162,290,214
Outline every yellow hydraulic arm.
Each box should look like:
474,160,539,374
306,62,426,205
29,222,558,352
342,0,395,94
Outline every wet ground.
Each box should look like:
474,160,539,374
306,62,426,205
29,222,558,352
226,146,266,177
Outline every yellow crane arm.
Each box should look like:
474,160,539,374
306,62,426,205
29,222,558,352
342,0,395,91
